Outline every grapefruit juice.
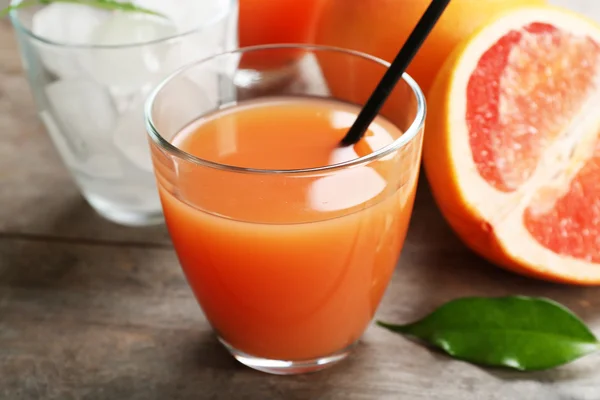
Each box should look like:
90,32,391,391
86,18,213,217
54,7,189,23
153,96,421,364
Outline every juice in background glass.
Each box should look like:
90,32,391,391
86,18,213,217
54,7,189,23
238,0,326,88
239,0,324,48
146,46,426,375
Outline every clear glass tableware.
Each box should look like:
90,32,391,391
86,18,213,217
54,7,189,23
145,45,426,374
9,0,238,226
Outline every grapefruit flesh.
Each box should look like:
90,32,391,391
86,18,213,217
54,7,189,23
524,141,600,263
467,22,600,193
424,7,600,284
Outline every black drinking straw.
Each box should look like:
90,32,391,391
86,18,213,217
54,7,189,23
340,0,452,146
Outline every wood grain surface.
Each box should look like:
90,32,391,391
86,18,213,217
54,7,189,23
2,1,600,399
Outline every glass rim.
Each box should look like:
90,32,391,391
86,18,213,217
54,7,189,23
8,0,236,49
145,44,427,176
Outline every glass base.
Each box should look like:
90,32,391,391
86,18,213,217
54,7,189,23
219,337,356,375
87,195,164,227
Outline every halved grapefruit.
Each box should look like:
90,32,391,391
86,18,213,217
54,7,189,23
424,6,600,285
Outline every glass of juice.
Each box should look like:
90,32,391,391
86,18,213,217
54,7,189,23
145,45,425,375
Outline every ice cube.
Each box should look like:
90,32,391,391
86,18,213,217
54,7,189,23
40,109,78,165
32,3,108,44
82,13,178,94
164,31,223,73
89,12,177,46
150,75,216,136
115,73,229,172
31,3,110,78
155,0,238,72
136,0,235,33
113,94,154,172
43,79,123,179
40,110,122,179
163,33,235,106
45,79,118,158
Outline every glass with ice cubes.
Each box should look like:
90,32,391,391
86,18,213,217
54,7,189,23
9,0,238,226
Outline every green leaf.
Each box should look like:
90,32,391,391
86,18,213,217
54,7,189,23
377,296,600,371
1,0,165,19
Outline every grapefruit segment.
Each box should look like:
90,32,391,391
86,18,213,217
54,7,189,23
424,6,600,284
467,21,600,193
524,140,600,263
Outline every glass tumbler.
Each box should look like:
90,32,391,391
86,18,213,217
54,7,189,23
9,0,238,226
145,45,426,375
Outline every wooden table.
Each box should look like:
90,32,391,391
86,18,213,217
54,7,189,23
2,9,600,400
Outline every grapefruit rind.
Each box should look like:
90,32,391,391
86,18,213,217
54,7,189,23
424,6,600,284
